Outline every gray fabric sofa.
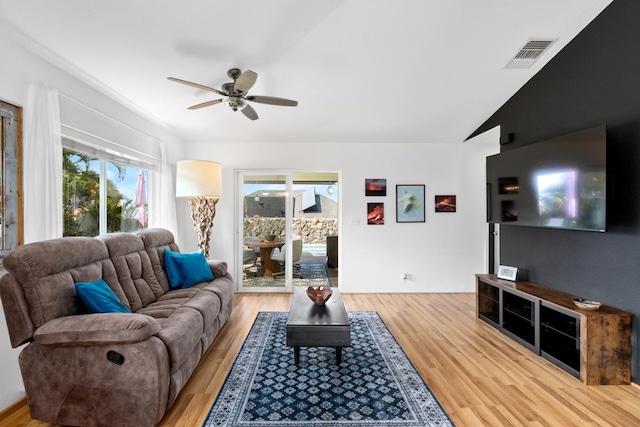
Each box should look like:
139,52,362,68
0,228,234,426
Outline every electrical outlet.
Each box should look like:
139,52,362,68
402,273,408,281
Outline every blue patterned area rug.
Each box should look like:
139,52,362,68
203,312,453,427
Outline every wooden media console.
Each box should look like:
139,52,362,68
476,274,632,385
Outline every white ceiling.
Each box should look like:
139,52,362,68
0,0,611,144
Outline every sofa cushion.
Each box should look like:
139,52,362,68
75,279,131,313
188,276,234,313
135,228,180,291
98,232,167,312
137,304,204,372
164,250,214,288
157,289,221,329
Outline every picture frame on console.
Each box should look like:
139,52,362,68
497,265,518,281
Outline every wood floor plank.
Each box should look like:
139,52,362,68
2,292,640,426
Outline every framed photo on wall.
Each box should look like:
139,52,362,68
396,185,425,223
365,179,387,196
434,195,457,212
367,203,385,224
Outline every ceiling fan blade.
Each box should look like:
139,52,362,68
241,104,259,120
246,95,298,107
187,99,224,110
234,70,258,93
167,77,227,96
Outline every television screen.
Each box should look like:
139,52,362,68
486,125,606,232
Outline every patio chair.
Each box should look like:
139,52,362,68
243,236,260,277
271,239,303,278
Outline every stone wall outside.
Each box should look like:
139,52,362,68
244,217,337,244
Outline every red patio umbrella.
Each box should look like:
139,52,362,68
134,169,147,227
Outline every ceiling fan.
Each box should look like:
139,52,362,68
168,68,298,121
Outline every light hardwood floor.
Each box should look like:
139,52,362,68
2,292,640,426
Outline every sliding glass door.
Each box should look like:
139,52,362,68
239,172,292,291
237,170,339,292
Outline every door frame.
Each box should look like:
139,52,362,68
235,169,341,292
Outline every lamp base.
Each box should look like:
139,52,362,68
188,197,218,258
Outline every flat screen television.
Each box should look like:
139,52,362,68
486,125,606,232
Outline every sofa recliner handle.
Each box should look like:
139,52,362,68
107,350,125,365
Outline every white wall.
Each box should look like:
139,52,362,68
0,31,184,411
185,138,499,293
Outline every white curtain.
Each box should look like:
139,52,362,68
24,82,63,242
149,140,178,237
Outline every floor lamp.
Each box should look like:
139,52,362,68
176,160,221,259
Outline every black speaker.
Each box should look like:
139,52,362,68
500,133,514,145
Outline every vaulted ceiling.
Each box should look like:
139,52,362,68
0,0,611,144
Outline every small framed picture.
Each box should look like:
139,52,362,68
498,177,519,194
435,195,456,212
396,185,425,223
367,203,384,225
365,179,387,196
497,265,518,281
501,200,517,221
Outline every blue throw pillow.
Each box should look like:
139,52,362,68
164,249,214,288
164,249,184,288
75,279,131,313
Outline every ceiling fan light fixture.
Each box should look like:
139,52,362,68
224,97,245,111
169,68,297,120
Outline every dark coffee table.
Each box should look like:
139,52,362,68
286,287,351,364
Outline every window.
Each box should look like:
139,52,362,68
0,100,22,254
63,148,148,236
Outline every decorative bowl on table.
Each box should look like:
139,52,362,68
307,286,332,306
573,298,601,311
263,234,276,242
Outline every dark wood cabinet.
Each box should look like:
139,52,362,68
476,274,632,385
502,291,538,353
477,280,500,326
540,303,580,378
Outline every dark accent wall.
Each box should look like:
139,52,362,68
470,0,640,382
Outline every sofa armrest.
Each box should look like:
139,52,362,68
207,260,228,277
33,313,160,346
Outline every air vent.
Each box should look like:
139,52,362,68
505,39,556,69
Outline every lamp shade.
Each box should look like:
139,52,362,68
176,160,222,198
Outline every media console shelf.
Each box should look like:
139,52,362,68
476,274,632,385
